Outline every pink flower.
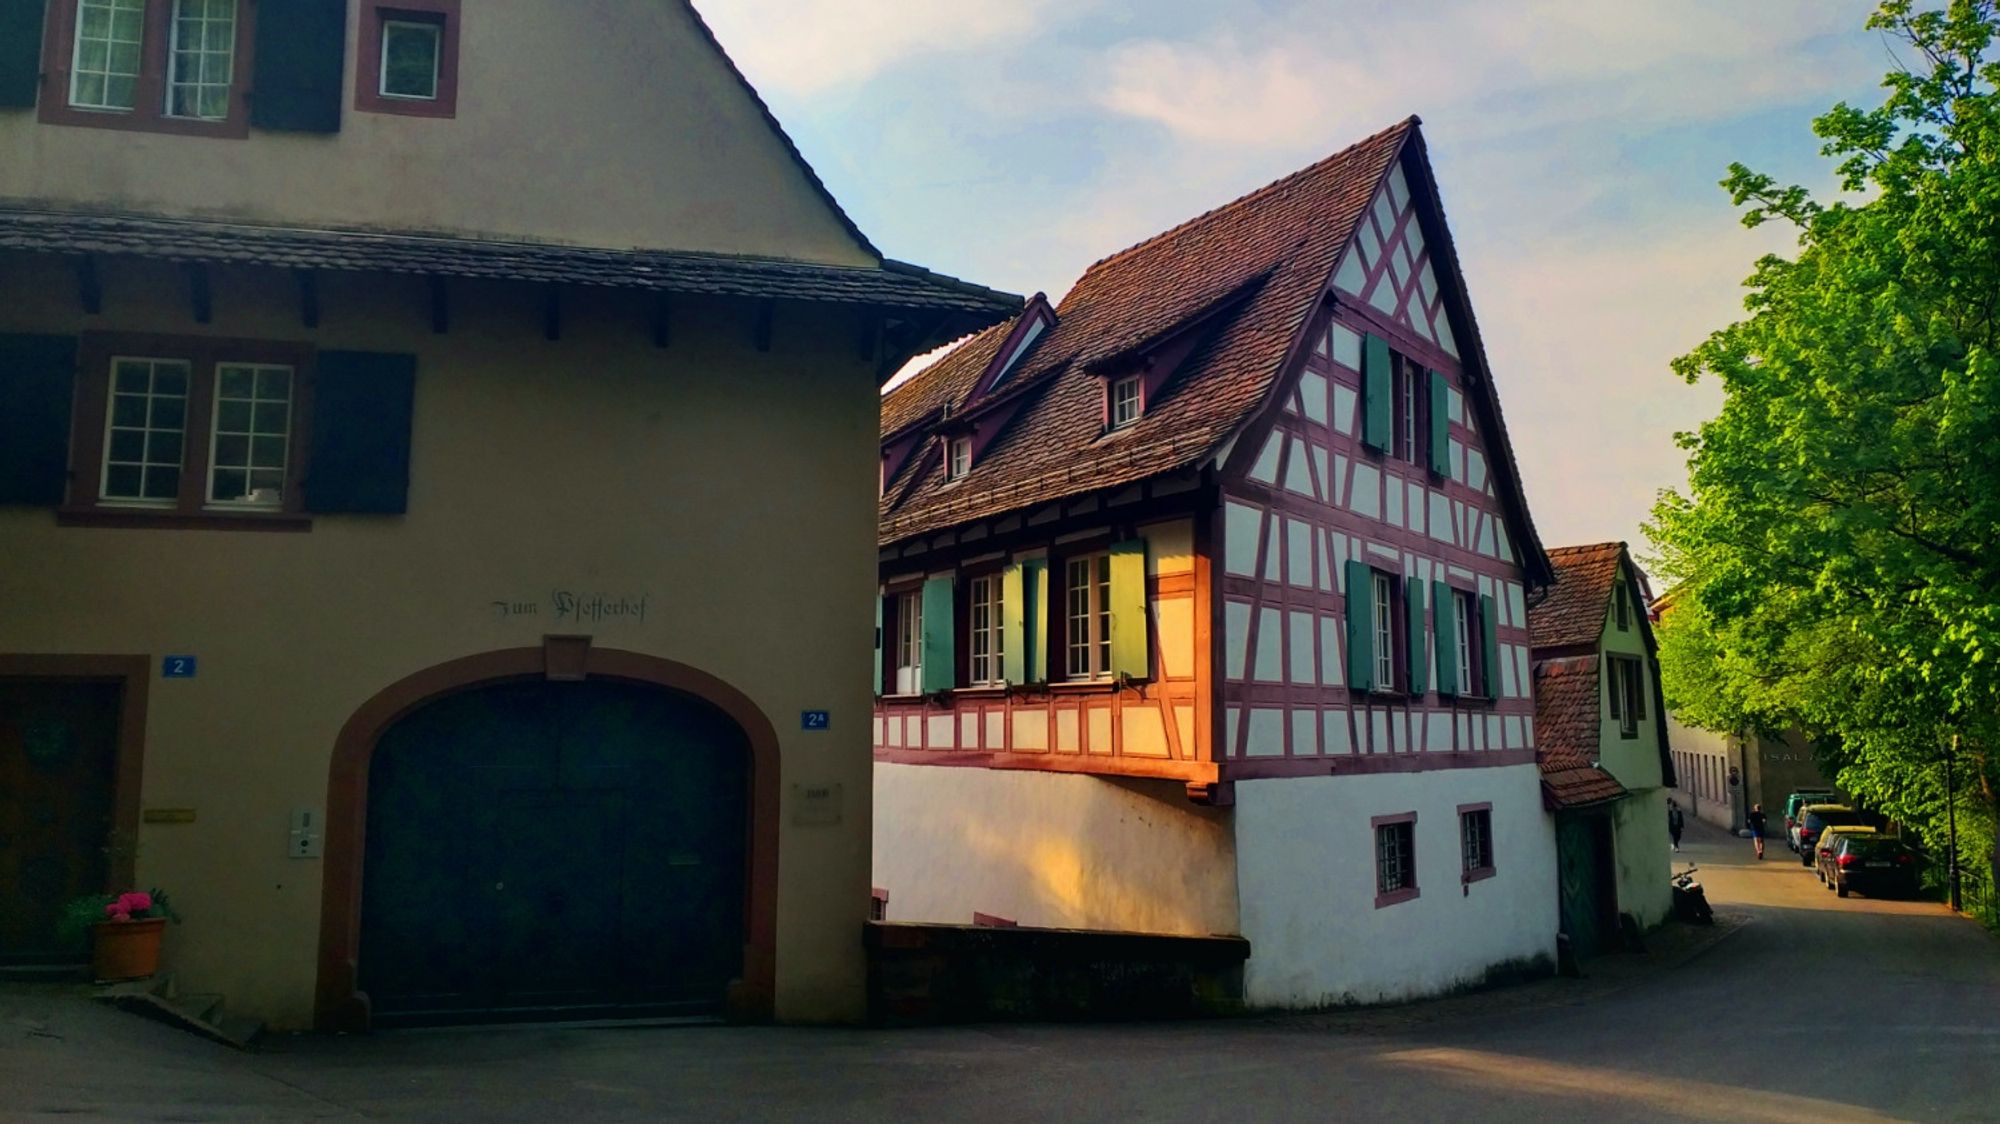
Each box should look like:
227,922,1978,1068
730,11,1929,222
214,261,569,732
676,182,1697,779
105,905,130,922
117,892,152,914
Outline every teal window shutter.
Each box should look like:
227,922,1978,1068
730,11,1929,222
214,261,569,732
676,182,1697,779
873,593,885,697
1022,559,1048,684
1345,559,1374,690
249,0,348,132
0,0,47,108
1427,370,1450,477
0,333,78,506
1362,334,1392,452
1405,578,1427,696
1480,594,1501,698
1108,539,1149,679
1001,564,1026,684
1433,581,1459,697
305,351,416,513
920,576,955,692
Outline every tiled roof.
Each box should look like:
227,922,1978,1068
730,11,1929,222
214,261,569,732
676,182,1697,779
1533,654,1603,761
1538,746,1629,811
881,317,1016,438
0,208,1022,318
878,119,1416,545
1529,542,1626,651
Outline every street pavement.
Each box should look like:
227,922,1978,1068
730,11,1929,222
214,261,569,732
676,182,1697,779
4,816,1997,1122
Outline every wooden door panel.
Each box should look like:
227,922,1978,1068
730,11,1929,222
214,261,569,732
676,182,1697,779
0,680,122,964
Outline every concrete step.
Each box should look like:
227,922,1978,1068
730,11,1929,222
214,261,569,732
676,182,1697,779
94,974,262,1050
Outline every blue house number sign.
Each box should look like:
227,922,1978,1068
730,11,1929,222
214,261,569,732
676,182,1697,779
801,710,830,731
162,655,197,678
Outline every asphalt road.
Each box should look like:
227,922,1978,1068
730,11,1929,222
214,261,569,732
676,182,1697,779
4,816,1996,1122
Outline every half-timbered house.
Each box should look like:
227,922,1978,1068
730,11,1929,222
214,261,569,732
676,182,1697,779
872,118,1561,1006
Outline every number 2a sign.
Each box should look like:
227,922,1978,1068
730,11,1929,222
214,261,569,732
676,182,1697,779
801,710,829,731
161,655,197,679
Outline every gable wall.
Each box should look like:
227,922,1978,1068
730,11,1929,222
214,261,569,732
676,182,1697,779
1216,157,1535,776
0,0,872,262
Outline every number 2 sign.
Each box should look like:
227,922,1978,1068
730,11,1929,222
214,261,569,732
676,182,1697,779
162,655,197,678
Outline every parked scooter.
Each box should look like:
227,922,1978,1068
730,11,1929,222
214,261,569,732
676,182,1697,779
1671,865,1713,924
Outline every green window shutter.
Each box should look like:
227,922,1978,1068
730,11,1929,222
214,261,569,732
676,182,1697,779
1480,593,1500,699
1432,581,1458,697
920,576,955,693
1108,539,1149,679
249,0,348,133
0,333,78,506
1022,558,1048,684
1345,559,1374,690
0,0,47,108
1001,564,1026,685
1405,578,1427,696
1362,334,1392,452
1427,370,1450,477
873,592,885,697
305,350,416,514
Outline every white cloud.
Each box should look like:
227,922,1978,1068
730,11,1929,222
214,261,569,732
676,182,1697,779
693,0,1078,94
1094,0,1871,150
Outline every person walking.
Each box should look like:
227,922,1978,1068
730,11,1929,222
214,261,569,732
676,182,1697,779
1667,800,1685,852
1747,803,1768,860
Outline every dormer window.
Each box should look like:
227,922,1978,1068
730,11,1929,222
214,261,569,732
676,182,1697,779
946,435,972,481
1109,375,1143,430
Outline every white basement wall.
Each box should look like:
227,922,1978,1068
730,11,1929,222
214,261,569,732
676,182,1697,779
1235,763,1557,1007
873,763,1240,935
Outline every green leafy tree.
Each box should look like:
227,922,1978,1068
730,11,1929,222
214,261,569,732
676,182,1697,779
1649,0,2000,911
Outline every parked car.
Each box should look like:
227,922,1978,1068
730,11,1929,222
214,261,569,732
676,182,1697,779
1796,804,1865,866
1813,824,1878,882
1784,790,1838,851
1828,834,1921,898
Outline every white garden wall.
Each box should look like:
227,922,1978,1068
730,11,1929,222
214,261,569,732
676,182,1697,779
872,763,1240,935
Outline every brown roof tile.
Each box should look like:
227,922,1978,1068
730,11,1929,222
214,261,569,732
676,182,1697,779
1538,746,1630,811
1528,542,1626,651
1533,654,1603,760
878,118,1415,544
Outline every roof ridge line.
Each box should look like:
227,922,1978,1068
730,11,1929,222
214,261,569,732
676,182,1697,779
1075,116,1418,277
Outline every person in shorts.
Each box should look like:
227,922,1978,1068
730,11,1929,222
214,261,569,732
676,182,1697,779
1747,804,1768,859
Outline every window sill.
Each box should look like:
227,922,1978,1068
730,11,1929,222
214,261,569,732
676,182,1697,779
1048,679,1119,694
953,685,1010,698
57,507,313,533
1374,886,1421,909
1463,866,1496,885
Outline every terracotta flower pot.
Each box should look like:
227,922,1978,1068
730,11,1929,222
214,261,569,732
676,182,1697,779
92,918,167,982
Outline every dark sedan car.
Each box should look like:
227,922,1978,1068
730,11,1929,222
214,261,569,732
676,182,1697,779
1828,834,1921,899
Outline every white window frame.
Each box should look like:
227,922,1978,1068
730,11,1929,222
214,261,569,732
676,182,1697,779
1109,375,1143,429
1399,362,1418,464
1372,571,1397,691
946,435,972,481
165,0,238,121
968,574,1006,687
1454,591,1475,693
1065,553,1113,681
203,362,294,509
99,356,192,506
893,590,923,695
379,18,443,100
69,0,146,111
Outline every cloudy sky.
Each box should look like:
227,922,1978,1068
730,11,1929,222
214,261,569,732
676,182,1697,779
698,0,1892,560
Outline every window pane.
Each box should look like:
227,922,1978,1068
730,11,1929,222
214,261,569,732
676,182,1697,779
213,433,248,467
114,362,150,393
210,468,247,502
166,0,237,121
251,435,284,469
252,401,288,434
218,366,254,398
108,429,144,462
147,430,182,464
216,399,251,432
142,465,180,499
382,22,441,98
104,464,141,498
154,366,188,396
255,368,290,398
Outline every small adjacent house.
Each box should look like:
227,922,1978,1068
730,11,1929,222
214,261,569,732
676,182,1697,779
1528,543,1676,951
0,0,1016,1030
872,118,1563,1007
